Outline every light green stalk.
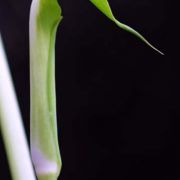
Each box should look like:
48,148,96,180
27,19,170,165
0,34,36,180
29,0,62,179
90,0,164,55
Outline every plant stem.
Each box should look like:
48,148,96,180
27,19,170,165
29,0,62,179
0,34,36,180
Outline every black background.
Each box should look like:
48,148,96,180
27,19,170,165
0,0,179,179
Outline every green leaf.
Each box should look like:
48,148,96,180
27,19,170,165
90,0,164,55
29,0,62,179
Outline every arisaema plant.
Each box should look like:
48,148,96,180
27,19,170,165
29,0,62,179
28,0,163,180
0,0,164,179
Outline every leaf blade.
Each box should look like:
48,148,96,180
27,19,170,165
90,0,164,55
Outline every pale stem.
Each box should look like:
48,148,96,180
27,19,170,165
0,34,36,180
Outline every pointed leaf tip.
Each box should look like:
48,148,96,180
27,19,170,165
90,0,164,55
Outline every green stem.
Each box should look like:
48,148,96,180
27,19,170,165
29,0,62,179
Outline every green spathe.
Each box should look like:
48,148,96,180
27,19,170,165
90,0,164,55
29,0,62,179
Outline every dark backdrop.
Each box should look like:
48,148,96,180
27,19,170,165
0,0,179,179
